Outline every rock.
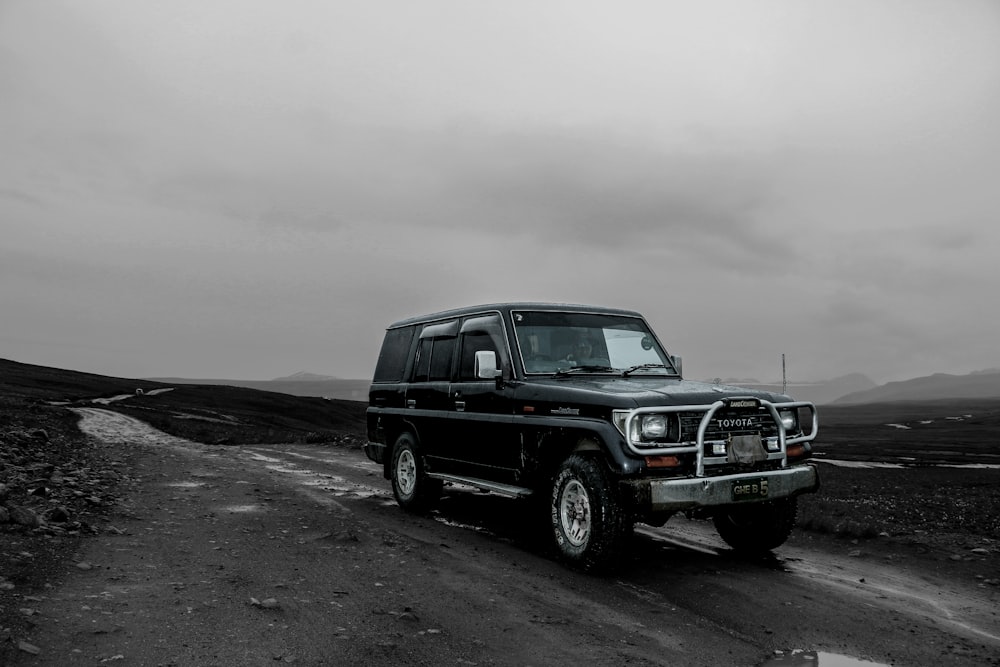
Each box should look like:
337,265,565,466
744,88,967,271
0,482,9,501
0,506,9,524
25,462,54,476
970,547,989,555
250,597,280,609
9,505,40,528
18,641,41,655
398,612,419,622
46,506,71,523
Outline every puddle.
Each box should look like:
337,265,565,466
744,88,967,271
163,481,205,488
245,451,387,498
761,649,888,666
247,453,283,464
264,464,311,475
219,504,264,514
434,516,496,536
91,394,133,405
816,459,1000,470
814,460,904,469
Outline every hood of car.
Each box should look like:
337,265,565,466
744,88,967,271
522,376,791,407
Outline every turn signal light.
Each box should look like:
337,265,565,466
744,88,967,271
644,455,680,468
787,444,805,458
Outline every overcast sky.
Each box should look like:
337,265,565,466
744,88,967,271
3,1,999,386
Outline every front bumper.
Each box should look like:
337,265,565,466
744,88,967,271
624,464,819,512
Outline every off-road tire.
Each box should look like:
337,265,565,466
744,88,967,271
549,454,630,571
713,496,798,554
390,433,442,512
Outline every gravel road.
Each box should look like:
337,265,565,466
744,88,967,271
7,408,998,666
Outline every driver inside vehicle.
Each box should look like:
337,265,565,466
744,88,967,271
564,337,593,365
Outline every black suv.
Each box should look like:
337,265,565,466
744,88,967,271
365,303,819,570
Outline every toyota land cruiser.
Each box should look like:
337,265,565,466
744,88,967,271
365,303,819,570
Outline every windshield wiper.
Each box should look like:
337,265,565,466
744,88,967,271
555,365,617,376
622,363,672,377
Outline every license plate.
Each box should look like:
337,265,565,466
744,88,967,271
731,478,769,501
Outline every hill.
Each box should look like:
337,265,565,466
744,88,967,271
0,358,367,445
719,373,877,405
147,375,370,401
834,370,1000,404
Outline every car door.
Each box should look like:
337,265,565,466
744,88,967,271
403,320,458,470
444,314,518,483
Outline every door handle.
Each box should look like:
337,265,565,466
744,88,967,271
406,399,416,408
455,400,466,412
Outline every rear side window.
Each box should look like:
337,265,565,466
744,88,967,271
412,320,459,383
428,337,456,380
412,336,457,382
373,326,416,382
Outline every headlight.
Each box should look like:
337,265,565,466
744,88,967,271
641,414,668,439
639,413,679,442
779,410,798,433
612,410,680,443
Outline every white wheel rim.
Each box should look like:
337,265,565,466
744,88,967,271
396,449,417,495
559,479,591,547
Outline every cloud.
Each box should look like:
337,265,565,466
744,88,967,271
3,1,1000,384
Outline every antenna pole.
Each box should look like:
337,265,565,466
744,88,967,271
782,353,787,394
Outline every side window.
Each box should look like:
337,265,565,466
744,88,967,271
428,337,456,381
457,314,508,379
458,332,497,380
373,326,416,382
412,338,433,383
411,319,459,383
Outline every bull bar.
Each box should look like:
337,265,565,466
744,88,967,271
620,399,819,476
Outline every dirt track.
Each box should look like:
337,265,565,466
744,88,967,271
7,408,999,666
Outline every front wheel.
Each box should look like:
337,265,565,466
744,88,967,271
713,497,798,554
549,454,630,571
390,433,441,512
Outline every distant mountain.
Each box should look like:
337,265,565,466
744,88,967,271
833,370,1000,404
718,373,877,405
271,371,340,382
147,376,369,401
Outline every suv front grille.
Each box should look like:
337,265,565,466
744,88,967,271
680,409,780,442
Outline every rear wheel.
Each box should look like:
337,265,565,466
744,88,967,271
713,497,798,554
390,433,442,512
549,454,630,571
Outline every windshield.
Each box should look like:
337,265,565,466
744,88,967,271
512,310,677,375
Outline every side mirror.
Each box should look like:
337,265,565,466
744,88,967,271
475,350,502,380
670,355,682,376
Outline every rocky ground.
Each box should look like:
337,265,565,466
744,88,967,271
0,398,136,656
2,379,999,663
